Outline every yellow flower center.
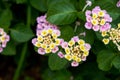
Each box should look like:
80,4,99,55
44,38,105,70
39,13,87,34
102,38,109,44
91,19,98,25
100,19,106,25
98,11,105,17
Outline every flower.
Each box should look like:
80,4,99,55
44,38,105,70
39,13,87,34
0,28,10,53
102,38,109,44
32,28,61,54
58,51,64,58
62,36,91,67
85,6,112,32
117,0,120,7
101,23,120,51
36,15,58,30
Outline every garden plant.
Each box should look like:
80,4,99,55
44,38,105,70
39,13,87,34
0,0,120,80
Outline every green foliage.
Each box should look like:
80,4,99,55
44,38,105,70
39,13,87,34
2,41,16,55
112,56,120,70
47,1,77,25
30,0,47,12
97,50,116,71
60,26,74,41
16,0,27,4
10,23,34,42
48,53,68,70
42,69,71,80
0,9,12,31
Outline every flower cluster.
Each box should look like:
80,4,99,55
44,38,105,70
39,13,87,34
102,23,120,51
61,36,91,67
85,6,112,32
117,0,120,7
32,15,61,55
32,15,92,67
0,28,10,53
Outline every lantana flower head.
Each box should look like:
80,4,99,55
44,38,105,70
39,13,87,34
61,36,91,67
0,28,10,53
32,28,61,55
32,15,61,55
85,6,112,32
102,23,120,51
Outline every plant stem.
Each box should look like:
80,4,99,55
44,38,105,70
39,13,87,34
13,43,27,80
74,24,78,32
26,5,31,28
13,4,31,80
82,4,88,12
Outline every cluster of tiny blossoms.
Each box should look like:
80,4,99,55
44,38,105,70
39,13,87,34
59,36,91,67
85,6,112,32
102,23,120,51
0,28,10,53
32,15,61,55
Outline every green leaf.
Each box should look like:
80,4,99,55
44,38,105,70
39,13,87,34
10,23,34,42
77,12,86,21
48,53,68,70
16,0,27,4
30,0,47,12
112,56,120,70
42,69,71,80
2,41,16,55
92,40,106,55
47,0,69,7
78,0,86,10
60,26,74,41
84,30,95,45
97,50,116,71
0,9,12,31
47,2,77,25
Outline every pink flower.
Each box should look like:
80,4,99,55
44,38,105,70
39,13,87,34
92,25,99,31
2,42,7,48
85,10,91,16
38,48,45,55
0,47,3,53
100,23,111,32
54,30,61,36
52,47,59,53
71,61,79,67
85,43,91,50
104,14,112,22
117,0,120,7
60,39,64,45
32,38,37,45
85,22,92,29
71,36,79,42
37,24,44,30
61,42,68,49
58,52,64,58
86,16,92,22
36,30,42,36
36,15,47,23
81,56,86,61
92,6,101,14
